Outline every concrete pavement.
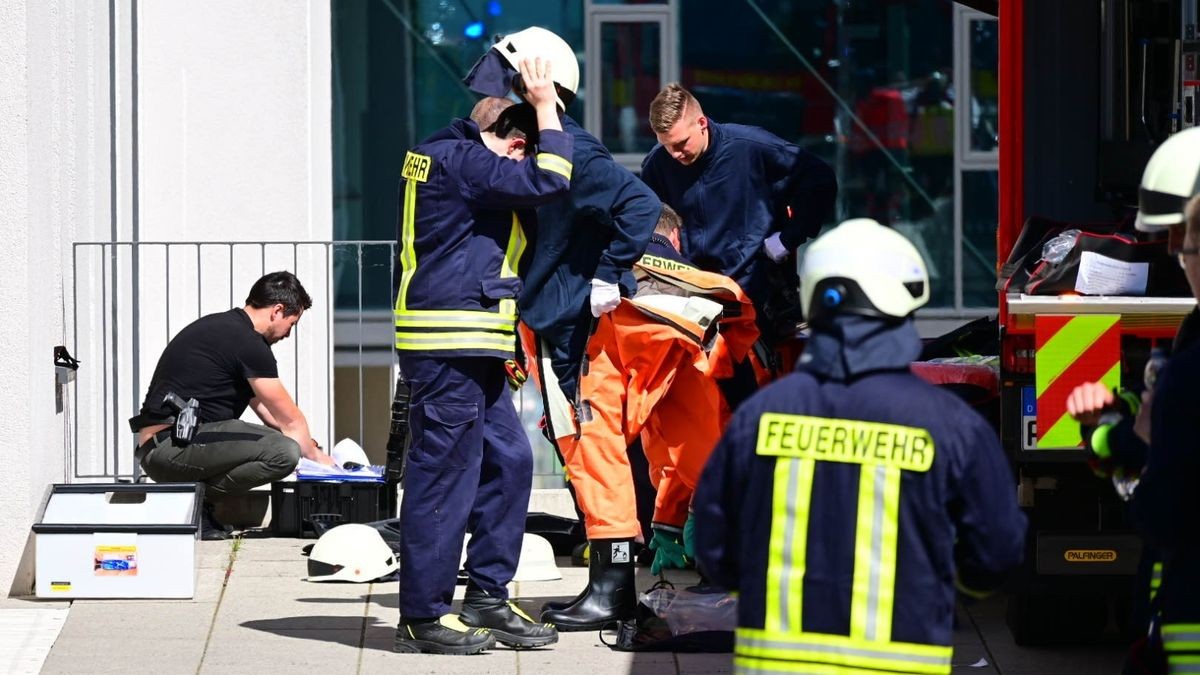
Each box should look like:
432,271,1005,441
26,536,1125,674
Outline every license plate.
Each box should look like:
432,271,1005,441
1021,386,1037,450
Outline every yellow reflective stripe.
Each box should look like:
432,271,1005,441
1169,656,1200,674
395,309,517,331
734,657,859,674
765,458,815,632
850,466,877,639
1164,624,1200,652
1035,315,1119,397
736,628,952,675
394,331,516,353
396,178,418,312
850,466,901,642
536,152,573,180
499,212,527,318
876,467,901,640
639,254,698,272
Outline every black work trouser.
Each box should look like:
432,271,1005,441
138,419,300,499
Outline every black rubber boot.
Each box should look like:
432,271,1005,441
541,586,586,613
393,615,496,655
539,539,637,631
460,583,558,649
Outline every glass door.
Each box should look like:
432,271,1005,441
585,2,677,172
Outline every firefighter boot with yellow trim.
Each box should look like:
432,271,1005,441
460,582,559,649
393,614,496,655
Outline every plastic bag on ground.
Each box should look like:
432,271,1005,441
639,586,737,636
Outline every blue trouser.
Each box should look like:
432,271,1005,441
397,355,533,619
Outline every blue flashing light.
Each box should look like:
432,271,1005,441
487,1,501,17
464,21,485,39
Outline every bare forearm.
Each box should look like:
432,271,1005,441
279,419,322,461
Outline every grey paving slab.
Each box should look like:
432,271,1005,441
54,600,217,640
40,636,205,674
359,649,517,675
222,558,310,578
675,652,735,673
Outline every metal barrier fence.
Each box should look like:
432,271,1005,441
69,241,564,485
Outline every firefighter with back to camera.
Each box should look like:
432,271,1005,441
692,218,1027,675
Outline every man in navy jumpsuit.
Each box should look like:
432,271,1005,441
642,83,837,400
693,219,1026,674
392,58,569,655
642,83,836,329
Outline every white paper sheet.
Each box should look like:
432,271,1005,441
1074,251,1149,295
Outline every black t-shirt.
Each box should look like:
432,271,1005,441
130,308,278,430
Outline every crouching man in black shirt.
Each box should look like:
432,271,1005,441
129,271,334,538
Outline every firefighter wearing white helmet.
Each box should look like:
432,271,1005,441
1136,126,1200,232
692,218,1026,674
306,524,398,583
1067,127,1200,672
466,26,661,632
464,26,579,111
799,217,929,323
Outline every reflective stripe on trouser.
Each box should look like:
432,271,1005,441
1164,623,1200,673
734,628,952,675
396,355,532,618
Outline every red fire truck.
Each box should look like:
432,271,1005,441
994,0,1196,644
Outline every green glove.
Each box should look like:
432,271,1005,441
683,513,696,559
649,528,688,575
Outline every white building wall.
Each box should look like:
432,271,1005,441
0,0,332,595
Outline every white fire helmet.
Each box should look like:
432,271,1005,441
464,26,580,111
799,218,930,324
306,523,397,583
1136,127,1200,232
459,533,561,582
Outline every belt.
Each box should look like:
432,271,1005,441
136,428,173,460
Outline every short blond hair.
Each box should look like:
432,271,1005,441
649,83,701,134
470,96,514,132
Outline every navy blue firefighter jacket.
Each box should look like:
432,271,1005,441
1131,340,1200,625
518,115,660,364
393,118,573,360
692,369,1026,674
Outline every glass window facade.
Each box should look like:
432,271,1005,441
332,0,1000,311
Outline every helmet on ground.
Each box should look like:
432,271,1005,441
306,523,397,583
463,26,579,111
458,533,561,582
799,218,929,324
1137,127,1200,232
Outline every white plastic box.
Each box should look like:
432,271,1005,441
33,483,201,599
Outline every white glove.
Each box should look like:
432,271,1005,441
589,279,621,318
763,232,790,262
